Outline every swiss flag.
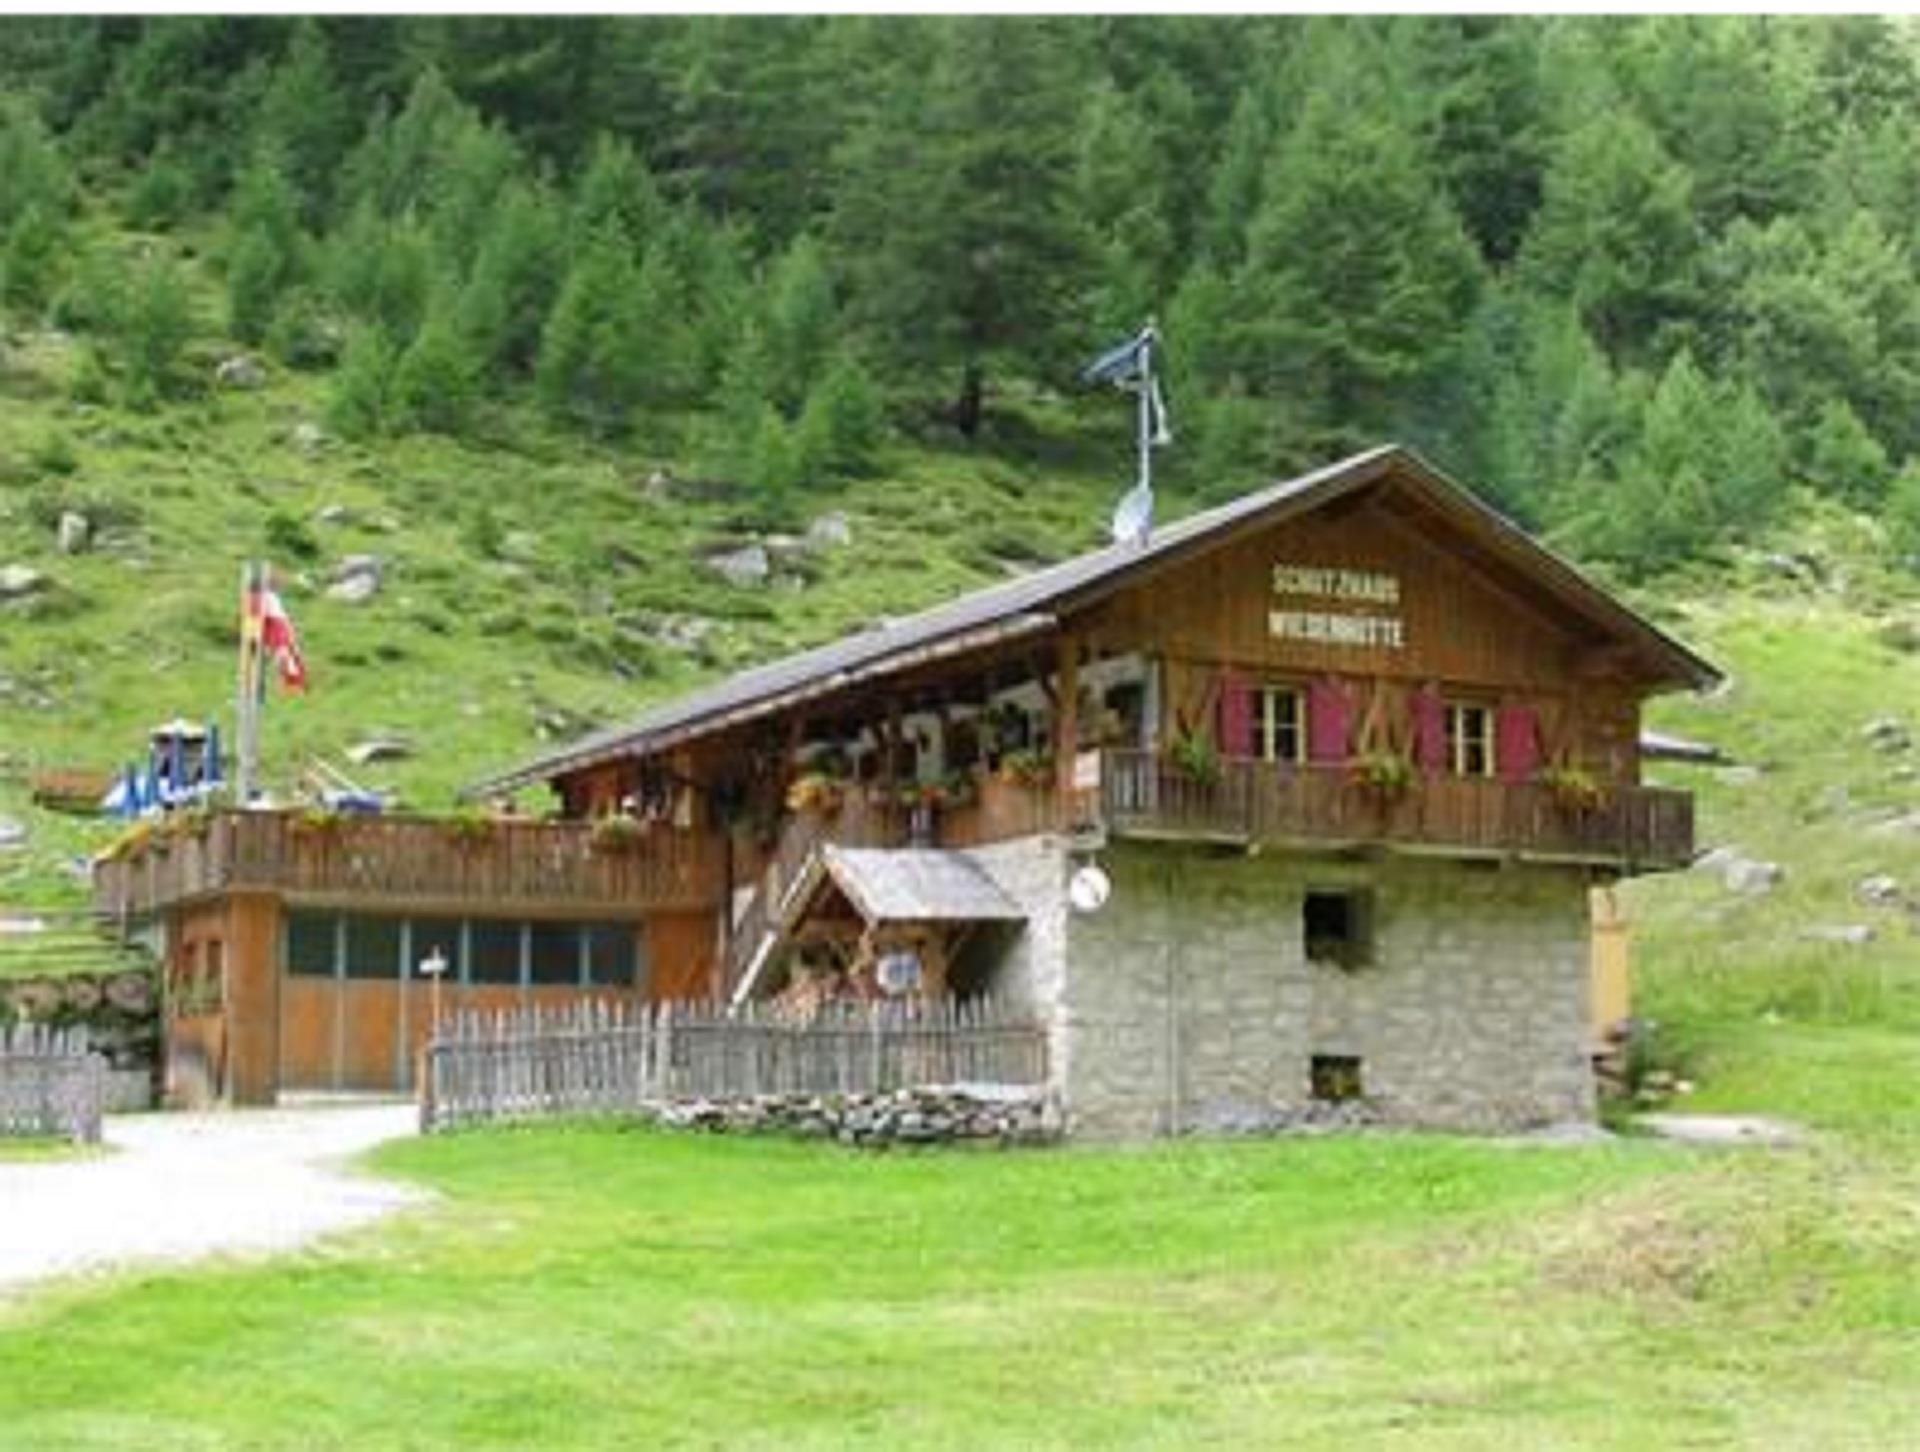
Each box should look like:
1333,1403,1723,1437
260,588,307,691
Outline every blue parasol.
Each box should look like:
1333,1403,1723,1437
165,730,186,805
102,764,138,819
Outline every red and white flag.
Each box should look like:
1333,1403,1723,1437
243,572,308,693
260,587,307,691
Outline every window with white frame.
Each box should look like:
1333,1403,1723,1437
1443,701,1494,777
1254,685,1306,764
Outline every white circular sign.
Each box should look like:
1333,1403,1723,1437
1068,864,1112,915
876,949,922,996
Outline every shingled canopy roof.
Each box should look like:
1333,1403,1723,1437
802,846,1027,927
471,445,1721,796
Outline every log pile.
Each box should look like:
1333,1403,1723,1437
651,1085,1061,1148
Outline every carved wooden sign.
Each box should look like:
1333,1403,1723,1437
1268,563,1407,649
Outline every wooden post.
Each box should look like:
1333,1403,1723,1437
1054,632,1080,818
223,889,282,1105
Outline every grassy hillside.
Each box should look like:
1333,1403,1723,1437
0,287,1133,917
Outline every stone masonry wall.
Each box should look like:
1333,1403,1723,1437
960,835,1073,1087
1059,845,1596,1137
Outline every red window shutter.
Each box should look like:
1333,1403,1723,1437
1217,672,1253,757
1496,705,1540,783
1412,685,1447,773
1307,679,1350,764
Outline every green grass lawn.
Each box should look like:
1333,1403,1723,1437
0,1136,94,1161
2,1079,1917,1452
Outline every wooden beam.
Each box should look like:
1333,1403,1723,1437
1054,630,1080,810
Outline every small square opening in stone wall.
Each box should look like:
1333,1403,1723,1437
1303,889,1372,969
1311,1054,1364,1102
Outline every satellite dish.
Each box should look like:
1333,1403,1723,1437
1068,863,1112,915
1110,481,1153,547
876,949,922,996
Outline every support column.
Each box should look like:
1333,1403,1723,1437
223,889,283,1105
1054,632,1080,818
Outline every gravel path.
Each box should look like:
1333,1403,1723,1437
0,1102,423,1296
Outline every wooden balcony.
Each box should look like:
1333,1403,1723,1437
1098,749,1693,871
93,810,727,920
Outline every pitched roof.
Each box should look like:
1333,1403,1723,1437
472,445,1719,795
812,846,1027,925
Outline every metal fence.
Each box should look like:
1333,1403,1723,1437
420,997,1048,1133
0,1025,105,1142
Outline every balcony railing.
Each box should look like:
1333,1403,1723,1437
93,810,727,919
1098,749,1693,870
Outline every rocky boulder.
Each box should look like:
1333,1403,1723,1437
327,554,383,603
1856,873,1902,907
706,543,770,588
806,511,853,549
1863,716,1911,753
0,565,47,600
1801,924,1874,947
215,353,269,390
56,511,90,555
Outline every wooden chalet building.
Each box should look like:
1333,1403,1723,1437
97,446,1714,1131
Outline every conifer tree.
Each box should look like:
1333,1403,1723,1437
762,234,837,412
535,231,652,433
457,181,564,379
1073,79,1173,332
327,322,397,439
0,205,61,313
1196,86,1271,268
126,137,192,230
226,150,304,343
1521,109,1697,362
568,134,666,255
390,290,476,435
116,251,194,409
1235,72,1482,435
831,17,1091,418
1803,397,1890,505
253,19,352,224
795,351,884,480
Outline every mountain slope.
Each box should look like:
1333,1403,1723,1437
0,317,1137,914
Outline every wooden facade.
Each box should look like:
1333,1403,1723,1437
95,448,1712,1102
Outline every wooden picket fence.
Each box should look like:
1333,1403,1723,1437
0,1024,105,1143
420,997,1048,1133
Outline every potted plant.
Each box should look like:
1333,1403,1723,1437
997,748,1054,789
443,806,498,850
290,805,344,844
1169,728,1221,787
590,813,646,854
1540,763,1606,813
785,770,845,815
1348,749,1415,800
942,769,978,808
99,819,156,863
164,804,214,843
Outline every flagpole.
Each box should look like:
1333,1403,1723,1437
1136,328,1154,499
235,560,260,805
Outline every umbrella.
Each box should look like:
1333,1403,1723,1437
101,765,138,819
203,720,224,790
166,729,187,804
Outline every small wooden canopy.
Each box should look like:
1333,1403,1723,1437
789,847,1027,931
